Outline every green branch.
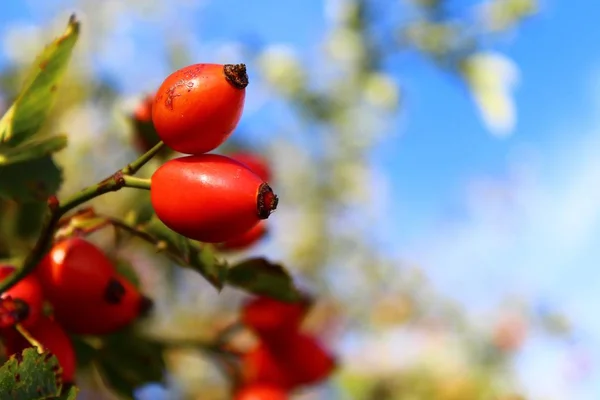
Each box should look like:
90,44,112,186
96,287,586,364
122,141,165,175
0,142,164,295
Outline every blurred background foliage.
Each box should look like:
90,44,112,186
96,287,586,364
0,0,578,399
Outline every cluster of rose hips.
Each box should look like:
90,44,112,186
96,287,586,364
0,238,150,384
144,63,278,246
233,296,337,399
0,62,283,390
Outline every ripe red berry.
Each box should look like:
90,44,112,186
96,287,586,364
2,316,77,383
234,384,288,400
244,332,335,390
52,274,151,335
134,94,154,122
241,296,310,340
0,265,44,329
229,152,272,182
283,332,336,387
36,238,117,306
150,154,278,243
152,63,248,154
242,343,292,389
219,220,268,251
131,93,162,154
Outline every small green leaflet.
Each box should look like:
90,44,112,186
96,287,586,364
0,15,79,146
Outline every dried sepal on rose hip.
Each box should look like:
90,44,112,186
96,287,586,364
150,154,278,243
217,152,273,251
1,316,77,384
152,63,248,155
0,265,44,329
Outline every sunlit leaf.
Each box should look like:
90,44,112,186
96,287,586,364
57,386,79,400
0,15,79,145
0,348,62,399
0,135,67,166
227,257,301,301
141,215,227,289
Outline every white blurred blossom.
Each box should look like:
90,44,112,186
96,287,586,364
325,28,366,65
342,327,470,376
461,51,520,137
363,72,401,111
476,0,538,32
324,0,359,25
257,44,306,95
2,23,45,65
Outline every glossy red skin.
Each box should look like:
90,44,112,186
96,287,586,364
281,332,336,387
242,343,293,389
2,316,77,383
152,63,245,154
229,152,272,182
0,265,44,329
242,333,335,390
36,238,116,306
234,384,289,400
219,220,268,251
151,154,275,243
242,296,309,340
134,94,154,122
53,275,144,335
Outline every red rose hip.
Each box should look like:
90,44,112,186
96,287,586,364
36,238,117,306
152,63,248,154
150,154,278,243
0,265,44,329
229,152,272,182
234,384,288,400
242,296,310,340
219,220,268,251
53,274,152,335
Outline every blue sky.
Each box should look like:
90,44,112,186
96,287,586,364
2,0,600,398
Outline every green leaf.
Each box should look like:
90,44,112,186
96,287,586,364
0,156,62,203
70,338,97,371
94,329,166,399
113,259,140,289
226,257,301,301
141,215,227,289
14,201,47,240
0,15,80,145
56,386,78,400
0,348,62,399
0,135,67,166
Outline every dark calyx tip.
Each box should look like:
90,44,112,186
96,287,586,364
104,278,126,304
138,296,154,317
224,64,249,89
12,299,30,323
257,183,278,220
